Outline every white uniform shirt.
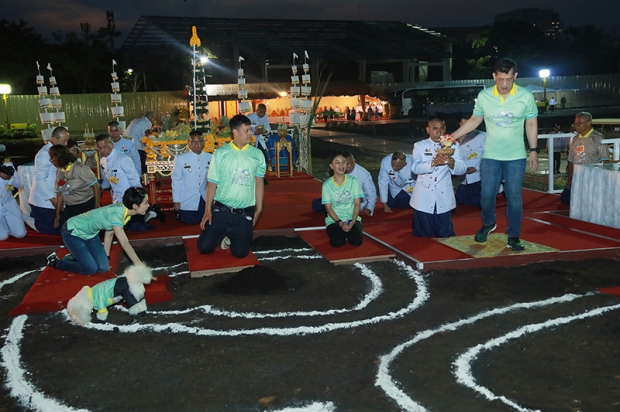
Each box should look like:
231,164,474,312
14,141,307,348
410,138,466,214
0,163,26,239
113,136,142,176
347,163,377,215
28,142,57,209
171,150,212,211
246,112,271,150
378,153,416,203
100,148,142,204
124,117,152,151
458,131,486,184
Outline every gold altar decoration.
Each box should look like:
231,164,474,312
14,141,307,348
275,140,294,178
141,118,254,210
434,134,456,165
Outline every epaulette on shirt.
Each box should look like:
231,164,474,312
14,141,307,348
122,135,133,140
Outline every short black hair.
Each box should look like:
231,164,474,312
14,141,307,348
493,58,517,74
122,187,147,209
95,134,111,143
49,144,76,168
108,121,120,128
189,130,203,139
328,150,347,164
427,115,445,124
229,114,251,131
66,138,79,149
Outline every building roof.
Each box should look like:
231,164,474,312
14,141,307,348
122,16,452,62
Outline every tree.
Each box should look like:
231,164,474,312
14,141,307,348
0,20,48,94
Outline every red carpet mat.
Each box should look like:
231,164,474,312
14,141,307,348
9,245,172,316
184,238,260,278
598,287,620,297
297,228,395,265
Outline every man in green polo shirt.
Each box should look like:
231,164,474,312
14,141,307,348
451,58,539,251
197,114,266,258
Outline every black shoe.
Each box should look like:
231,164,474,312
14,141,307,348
474,223,496,243
150,204,166,223
47,252,59,268
507,237,525,251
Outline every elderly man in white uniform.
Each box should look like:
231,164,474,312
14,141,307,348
378,151,416,213
124,110,155,174
108,121,141,176
345,152,377,216
29,126,70,234
171,130,212,224
96,134,163,230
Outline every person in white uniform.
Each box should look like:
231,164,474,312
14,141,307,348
246,103,271,167
97,134,164,230
108,121,141,176
410,116,466,238
378,151,416,213
172,130,212,224
29,126,70,234
455,114,486,207
344,152,376,216
0,162,27,241
124,110,155,174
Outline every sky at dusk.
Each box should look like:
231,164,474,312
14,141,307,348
3,0,620,44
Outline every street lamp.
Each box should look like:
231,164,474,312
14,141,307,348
0,84,11,128
539,69,550,103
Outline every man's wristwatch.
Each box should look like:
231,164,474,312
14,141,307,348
530,147,540,154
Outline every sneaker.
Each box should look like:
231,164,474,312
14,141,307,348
46,252,59,268
474,223,497,243
144,211,157,222
507,237,525,251
221,237,231,250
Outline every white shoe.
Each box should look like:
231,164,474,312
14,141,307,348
221,237,231,250
144,211,157,222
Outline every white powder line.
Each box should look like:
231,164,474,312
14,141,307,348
148,262,383,318
259,255,323,261
272,401,336,411
1,315,89,412
253,248,314,254
0,268,43,292
453,302,620,412
376,292,592,412
150,262,188,272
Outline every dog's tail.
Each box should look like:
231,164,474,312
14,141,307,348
125,263,153,285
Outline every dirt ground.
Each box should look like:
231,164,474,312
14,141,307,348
0,235,620,412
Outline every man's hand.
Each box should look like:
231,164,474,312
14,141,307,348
446,156,455,170
173,202,180,211
466,167,477,174
253,209,262,226
199,209,212,230
53,215,60,229
383,204,393,213
529,151,539,173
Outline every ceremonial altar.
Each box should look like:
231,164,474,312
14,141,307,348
570,163,620,228
141,118,237,209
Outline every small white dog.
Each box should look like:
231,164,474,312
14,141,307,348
67,264,154,326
